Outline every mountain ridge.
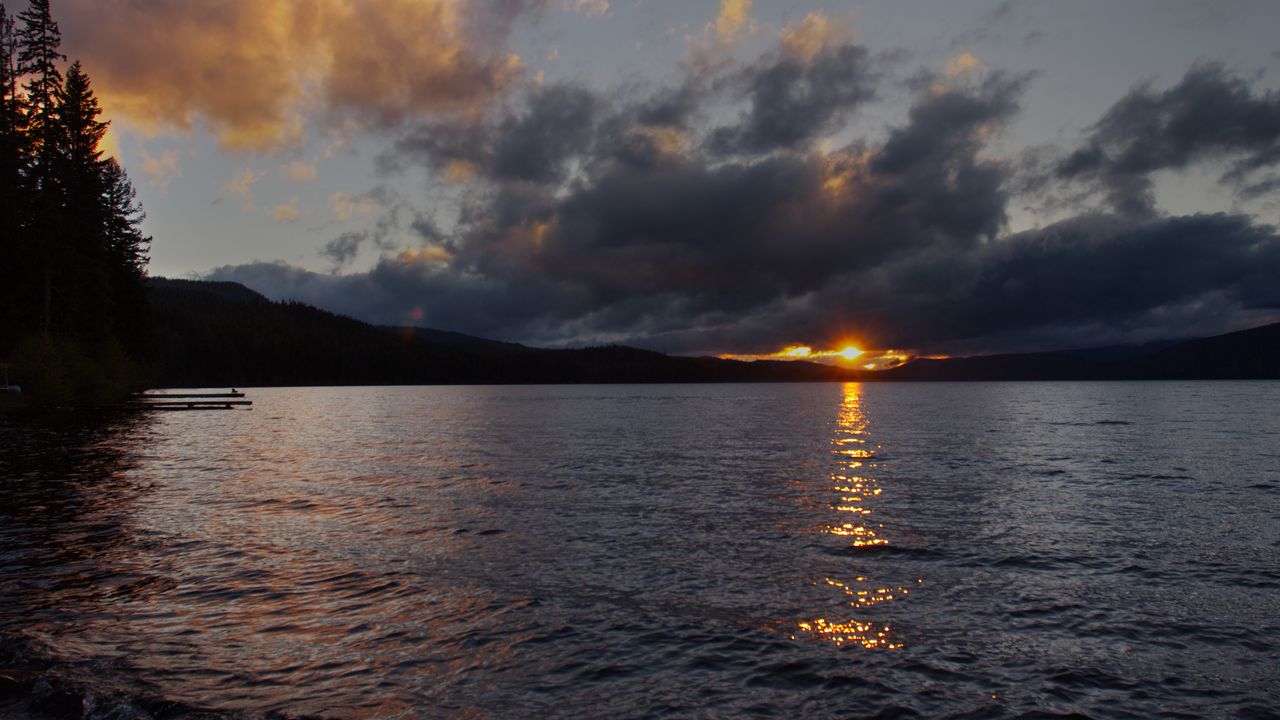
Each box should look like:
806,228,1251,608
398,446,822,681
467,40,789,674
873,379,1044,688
149,278,1280,385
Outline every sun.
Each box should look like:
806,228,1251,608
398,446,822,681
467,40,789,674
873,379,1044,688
838,345,864,361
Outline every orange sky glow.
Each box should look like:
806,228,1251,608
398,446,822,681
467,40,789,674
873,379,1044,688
719,344,928,371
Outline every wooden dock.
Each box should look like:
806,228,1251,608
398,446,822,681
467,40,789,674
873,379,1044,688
131,390,252,411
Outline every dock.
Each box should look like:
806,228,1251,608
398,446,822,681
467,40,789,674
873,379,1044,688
131,389,252,411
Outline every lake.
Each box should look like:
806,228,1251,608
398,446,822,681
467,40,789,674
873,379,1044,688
2,382,1278,718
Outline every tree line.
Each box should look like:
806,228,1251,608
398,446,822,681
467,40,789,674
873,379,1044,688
1,0,151,404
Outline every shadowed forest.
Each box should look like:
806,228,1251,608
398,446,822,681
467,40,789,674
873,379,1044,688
1,0,150,404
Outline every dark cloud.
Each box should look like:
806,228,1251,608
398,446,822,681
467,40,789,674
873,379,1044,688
708,44,877,154
389,83,596,183
210,51,1280,356
808,212,1280,352
1058,63,1280,215
321,232,365,270
320,193,443,272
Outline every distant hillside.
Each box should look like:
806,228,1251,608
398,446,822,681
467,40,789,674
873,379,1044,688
380,325,532,353
1134,321,1280,379
148,279,853,387
880,322,1280,381
151,277,269,304
149,279,1280,386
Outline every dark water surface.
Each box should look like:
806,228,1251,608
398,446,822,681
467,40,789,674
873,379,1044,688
2,382,1279,718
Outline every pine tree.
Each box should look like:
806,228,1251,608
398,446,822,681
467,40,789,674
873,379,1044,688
101,158,152,356
16,0,62,154
0,4,27,355
57,60,112,341
3,0,154,403
102,159,149,276
16,0,64,336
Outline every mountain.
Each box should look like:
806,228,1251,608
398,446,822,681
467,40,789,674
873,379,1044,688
879,322,1280,381
149,279,1280,386
379,325,532,353
148,279,853,387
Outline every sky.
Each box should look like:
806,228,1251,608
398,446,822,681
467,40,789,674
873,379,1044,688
41,0,1280,356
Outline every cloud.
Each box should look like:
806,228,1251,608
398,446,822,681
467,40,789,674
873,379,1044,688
283,161,318,183
59,0,543,150
319,192,437,271
571,0,608,17
945,52,984,79
208,44,1280,356
686,0,757,66
1058,63,1280,216
140,149,182,190
708,42,878,155
778,11,856,63
221,168,262,210
715,0,752,42
271,196,300,222
391,83,597,183
328,189,382,222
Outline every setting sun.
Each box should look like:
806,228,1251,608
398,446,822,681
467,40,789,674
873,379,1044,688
838,346,864,361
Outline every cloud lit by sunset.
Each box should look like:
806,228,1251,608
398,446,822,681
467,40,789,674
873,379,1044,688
35,0,1280,359
720,344,913,371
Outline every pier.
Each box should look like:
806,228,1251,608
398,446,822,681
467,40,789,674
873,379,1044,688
131,390,252,411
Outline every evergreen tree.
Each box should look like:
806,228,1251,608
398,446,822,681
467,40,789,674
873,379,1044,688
16,0,64,336
0,4,27,356
2,0,154,405
101,158,152,356
57,60,111,341
16,0,61,151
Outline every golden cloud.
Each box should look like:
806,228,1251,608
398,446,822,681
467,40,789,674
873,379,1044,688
271,195,301,222
945,52,985,78
328,190,379,222
715,0,752,41
282,160,318,183
60,0,531,152
779,11,855,62
141,149,182,190
222,168,262,210
396,246,453,265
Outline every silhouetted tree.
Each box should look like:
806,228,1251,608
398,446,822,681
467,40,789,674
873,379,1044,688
16,0,64,336
101,158,152,356
0,5,28,354
56,60,111,340
2,0,154,405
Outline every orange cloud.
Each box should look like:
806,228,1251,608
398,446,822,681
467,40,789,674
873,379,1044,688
779,11,856,61
715,0,752,41
271,195,301,222
282,160,318,183
946,51,985,78
396,246,453,265
328,190,379,222
60,0,531,152
222,168,262,209
141,149,182,190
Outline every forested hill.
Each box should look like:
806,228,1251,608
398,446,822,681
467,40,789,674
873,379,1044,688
149,278,855,387
877,321,1280,381
151,279,1280,387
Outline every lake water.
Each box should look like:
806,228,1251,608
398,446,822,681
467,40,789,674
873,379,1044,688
2,382,1279,718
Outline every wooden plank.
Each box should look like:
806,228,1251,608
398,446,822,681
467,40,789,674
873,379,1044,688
136,392,246,399
130,400,253,407
149,405,237,411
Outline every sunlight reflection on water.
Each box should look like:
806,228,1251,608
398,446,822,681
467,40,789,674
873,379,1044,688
2,382,1279,718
